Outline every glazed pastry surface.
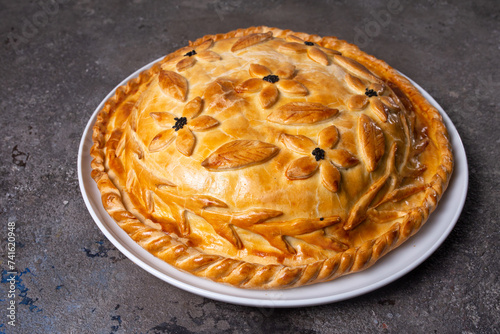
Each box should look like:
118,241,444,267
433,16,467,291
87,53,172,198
91,27,453,289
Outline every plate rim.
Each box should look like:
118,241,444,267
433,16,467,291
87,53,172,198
78,58,468,308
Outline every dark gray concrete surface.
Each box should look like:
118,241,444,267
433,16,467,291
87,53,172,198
0,0,499,333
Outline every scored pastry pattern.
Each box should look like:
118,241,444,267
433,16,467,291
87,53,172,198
90,26,453,289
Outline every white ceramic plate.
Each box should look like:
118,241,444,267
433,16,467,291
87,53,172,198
78,58,468,308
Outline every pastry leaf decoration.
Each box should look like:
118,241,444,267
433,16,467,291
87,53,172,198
333,55,378,82
199,208,344,254
200,208,284,249
260,84,279,109
358,114,386,172
344,143,397,230
201,140,280,170
267,102,338,125
158,70,188,102
231,31,273,52
345,73,366,92
295,229,349,252
239,216,342,254
149,129,176,153
176,57,196,72
307,46,330,66
378,183,428,206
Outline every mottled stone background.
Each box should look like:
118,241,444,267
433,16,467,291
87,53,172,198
0,0,499,333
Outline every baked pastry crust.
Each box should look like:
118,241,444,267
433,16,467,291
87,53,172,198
90,26,453,289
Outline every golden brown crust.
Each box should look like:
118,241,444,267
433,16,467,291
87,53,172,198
90,26,453,289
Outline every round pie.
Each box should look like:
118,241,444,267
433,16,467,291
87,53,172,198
90,26,453,289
